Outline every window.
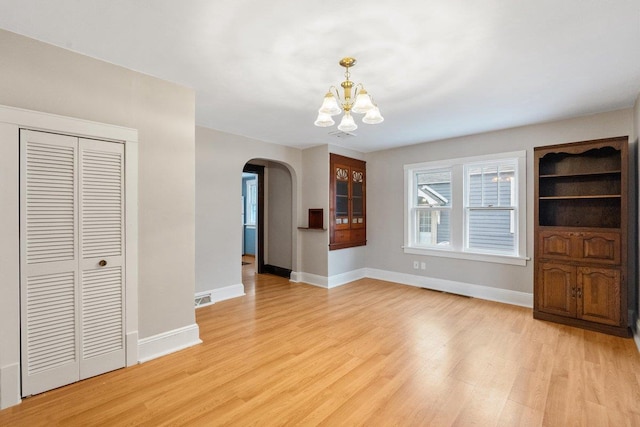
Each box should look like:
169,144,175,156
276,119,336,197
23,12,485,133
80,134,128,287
412,169,451,247
245,179,257,226
465,160,516,254
405,151,527,265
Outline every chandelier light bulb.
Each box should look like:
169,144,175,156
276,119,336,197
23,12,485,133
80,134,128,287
314,112,335,127
351,89,375,114
362,106,384,124
318,92,341,116
337,111,358,132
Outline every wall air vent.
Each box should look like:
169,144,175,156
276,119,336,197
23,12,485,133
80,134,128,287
328,130,356,139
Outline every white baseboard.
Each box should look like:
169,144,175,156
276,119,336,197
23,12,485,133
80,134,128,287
291,268,532,307
290,272,329,288
328,268,367,288
635,319,640,353
195,284,246,308
138,323,202,363
290,269,367,289
365,268,534,308
126,331,139,367
0,362,21,410
212,284,245,302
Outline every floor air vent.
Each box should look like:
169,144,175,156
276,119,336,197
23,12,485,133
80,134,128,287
421,287,472,298
195,292,213,308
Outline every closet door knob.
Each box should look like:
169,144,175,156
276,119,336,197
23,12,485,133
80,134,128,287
98,260,107,267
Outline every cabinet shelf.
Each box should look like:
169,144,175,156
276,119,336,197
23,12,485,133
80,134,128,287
539,170,621,179
539,195,621,200
538,225,622,232
538,171,621,199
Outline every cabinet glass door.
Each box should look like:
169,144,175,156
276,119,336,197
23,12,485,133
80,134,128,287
351,168,364,228
335,166,349,228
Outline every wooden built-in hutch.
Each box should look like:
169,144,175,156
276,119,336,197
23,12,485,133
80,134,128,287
534,136,633,337
329,153,366,250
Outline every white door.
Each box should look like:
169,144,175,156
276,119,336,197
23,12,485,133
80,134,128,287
78,137,126,379
20,130,125,396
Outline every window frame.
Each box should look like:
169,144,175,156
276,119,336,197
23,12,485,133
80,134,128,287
404,150,528,266
245,178,257,226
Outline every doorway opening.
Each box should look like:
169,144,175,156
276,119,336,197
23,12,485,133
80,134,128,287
241,159,295,289
242,163,264,274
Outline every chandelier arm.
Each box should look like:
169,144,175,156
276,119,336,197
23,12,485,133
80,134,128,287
328,85,342,102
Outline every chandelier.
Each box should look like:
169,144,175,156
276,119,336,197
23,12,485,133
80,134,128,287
314,57,384,132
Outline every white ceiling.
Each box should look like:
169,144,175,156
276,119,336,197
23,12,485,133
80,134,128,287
1,1,639,152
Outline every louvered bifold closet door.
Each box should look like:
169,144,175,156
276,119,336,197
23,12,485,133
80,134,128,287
21,131,126,397
78,138,125,379
20,130,80,396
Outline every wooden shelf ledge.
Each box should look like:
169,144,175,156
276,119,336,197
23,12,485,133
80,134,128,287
539,195,621,200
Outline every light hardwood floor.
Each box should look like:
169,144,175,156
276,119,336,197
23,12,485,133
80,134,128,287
2,261,640,426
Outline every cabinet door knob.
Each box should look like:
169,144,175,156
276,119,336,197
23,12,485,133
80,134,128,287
98,260,107,267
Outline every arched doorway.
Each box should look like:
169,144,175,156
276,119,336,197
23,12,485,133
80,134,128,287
242,159,294,285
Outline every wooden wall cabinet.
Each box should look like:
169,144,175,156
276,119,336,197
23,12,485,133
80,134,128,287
534,136,631,336
329,153,366,250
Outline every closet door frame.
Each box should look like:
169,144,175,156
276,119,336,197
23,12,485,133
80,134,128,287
0,105,138,408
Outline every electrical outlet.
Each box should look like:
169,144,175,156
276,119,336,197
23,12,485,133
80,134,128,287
413,261,419,269
420,262,426,270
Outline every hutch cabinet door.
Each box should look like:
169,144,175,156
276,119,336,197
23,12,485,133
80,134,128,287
576,267,621,326
579,233,620,265
537,262,576,318
538,230,576,260
333,159,351,231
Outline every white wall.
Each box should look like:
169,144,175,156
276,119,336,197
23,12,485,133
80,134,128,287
366,109,634,296
0,29,196,338
295,143,372,282
0,30,197,408
195,126,302,294
298,145,329,277
266,161,293,269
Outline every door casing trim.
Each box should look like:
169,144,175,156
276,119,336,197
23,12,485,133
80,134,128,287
0,104,138,409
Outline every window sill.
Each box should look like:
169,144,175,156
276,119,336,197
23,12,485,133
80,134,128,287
403,246,529,266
